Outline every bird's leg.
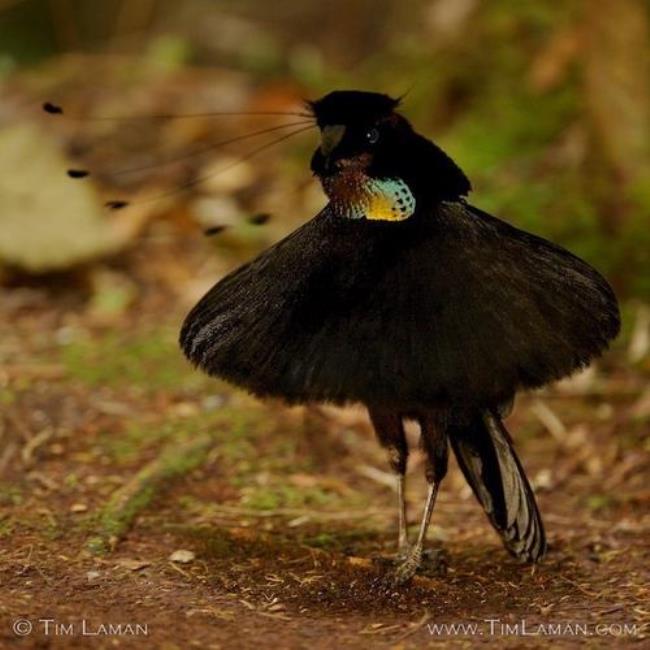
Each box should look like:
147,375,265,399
391,414,448,585
391,482,439,584
395,472,408,556
367,408,409,557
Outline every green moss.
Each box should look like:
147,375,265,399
586,494,614,511
0,484,23,506
0,516,15,538
88,433,215,554
300,528,379,551
98,423,170,465
242,484,335,511
304,531,335,548
42,519,65,541
94,405,256,467
99,482,152,538
86,536,108,555
63,473,79,488
59,327,206,392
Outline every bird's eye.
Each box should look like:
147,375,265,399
366,128,380,144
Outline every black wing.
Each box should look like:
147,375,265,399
180,202,620,408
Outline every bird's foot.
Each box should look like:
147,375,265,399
389,547,422,586
372,544,448,588
370,538,411,568
377,547,447,588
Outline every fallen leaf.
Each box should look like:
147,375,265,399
115,559,152,571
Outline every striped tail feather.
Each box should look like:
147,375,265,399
449,409,546,562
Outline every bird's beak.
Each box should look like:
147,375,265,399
320,124,346,157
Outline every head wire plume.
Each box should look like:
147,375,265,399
43,100,317,211
42,101,313,120
66,120,314,180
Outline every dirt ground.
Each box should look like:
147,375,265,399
0,232,648,649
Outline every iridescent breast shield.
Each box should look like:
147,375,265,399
323,172,416,222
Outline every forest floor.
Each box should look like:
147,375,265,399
0,224,649,650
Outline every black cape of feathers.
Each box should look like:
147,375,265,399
180,202,619,410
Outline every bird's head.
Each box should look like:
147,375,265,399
308,90,470,221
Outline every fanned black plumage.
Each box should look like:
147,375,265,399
449,408,546,561
180,89,621,572
180,200,619,411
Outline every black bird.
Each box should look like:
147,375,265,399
180,90,620,583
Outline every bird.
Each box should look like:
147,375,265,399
180,90,620,584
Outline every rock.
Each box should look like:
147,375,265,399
168,549,195,564
0,122,148,272
86,570,101,583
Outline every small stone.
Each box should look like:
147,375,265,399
70,503,88,513
534,468,554,490
171,402,199,418
169,549,195,564
201,395,225,411
86,570,101,583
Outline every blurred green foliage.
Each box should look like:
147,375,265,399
59,328,195,391
0,0,648,296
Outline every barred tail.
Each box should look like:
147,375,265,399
449,409,546,562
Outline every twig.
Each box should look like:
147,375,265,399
21,428,55,466
356,464,397,490
393,612,431,642
530,399,567,442
87,434,214,554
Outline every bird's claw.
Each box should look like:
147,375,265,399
389,549,422,586
377,547,447,588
